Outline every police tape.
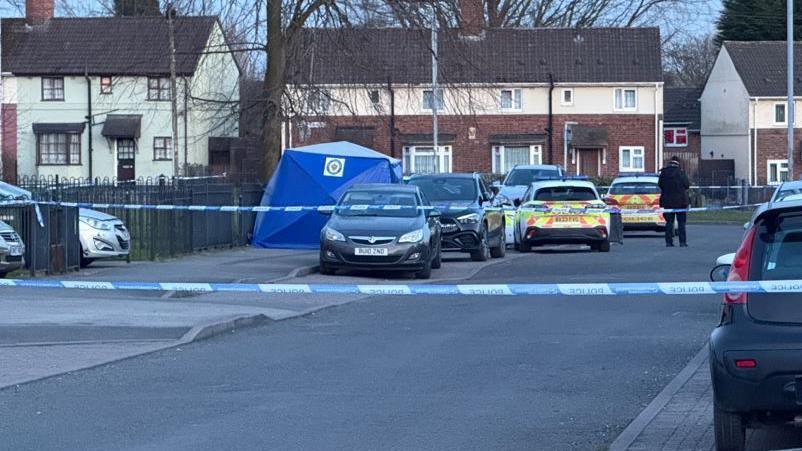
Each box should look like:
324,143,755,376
1,279,801,296
0,200,761,215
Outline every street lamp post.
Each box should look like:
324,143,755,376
788,0,795,181
430,4,439,173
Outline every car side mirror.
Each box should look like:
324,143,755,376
319,206,334,216
513,198,522,208
710,264,731,282
743,222,750,230
427,209,441,218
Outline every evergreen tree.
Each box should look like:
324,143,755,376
717,0,802,43
114,0,161,16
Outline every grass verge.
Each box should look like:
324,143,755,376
688,208,754,224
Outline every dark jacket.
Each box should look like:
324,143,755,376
658,164,690,209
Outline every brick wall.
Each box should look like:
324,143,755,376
755,128,802,185
1,104,17,184
294,114,658,176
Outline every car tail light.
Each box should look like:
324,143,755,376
603,197,619,206
725,226,757,304
595,226,608,238
735,359,757,369
651,197,661,207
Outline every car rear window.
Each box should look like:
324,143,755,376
748,211,802,323
504,169,560,186
534,187,597,202
338,191,419,217
608,182,660,195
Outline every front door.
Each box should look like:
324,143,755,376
577,149,600,177
117,138,136,181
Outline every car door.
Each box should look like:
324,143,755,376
419,192,440,245
479,178,503,241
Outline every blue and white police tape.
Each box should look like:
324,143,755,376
0,200,761,216
1,279,801,296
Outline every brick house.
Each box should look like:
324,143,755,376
0,0,240,184
282,2,664,178
663,87,701,180
701,41,802,185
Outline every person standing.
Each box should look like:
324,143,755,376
658,156,691,247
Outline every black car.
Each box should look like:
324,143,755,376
709,199,802,450
319,184,442,279
408,173,505,261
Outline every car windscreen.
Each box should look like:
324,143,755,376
608,182,660,195
748,211,802,323
409,178,477,202
504,169,560,186
337,191,420,217
775,188,802,202
534,187,597,202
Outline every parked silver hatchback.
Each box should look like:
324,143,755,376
0,220,25,278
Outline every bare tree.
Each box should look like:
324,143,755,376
663,34,717,87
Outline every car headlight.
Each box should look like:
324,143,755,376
398,229,424,243
80,217,113,231
456,213,481,224
324,227,345,242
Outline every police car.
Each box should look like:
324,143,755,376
604,174,666,231
512,179,611,252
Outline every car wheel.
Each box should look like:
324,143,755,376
80,256,94,268
471,226,491,262
0,272,7,279
714,405,745,451
490,227,506,258
416,259,432,279
431,244,442,269
319,261,335,276
598,240,611,253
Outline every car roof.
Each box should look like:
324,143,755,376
529,180,597,190
754,198,802,221
348,183,418,193
611,176,659,184
777,180,802,190
408,173,476,180
510,164,562,171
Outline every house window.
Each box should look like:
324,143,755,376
561,89,573,106
774,103,787,124
619,146,645,172
117,138,136,159
492,145,542,174
402,145,452,174
147,77,171,101
664,127,688,147
100,76,112,95
307,90,331,113
499,88,522,111
422,89,443,111
41,77,65,101
614,88,637,111
37,133,81,165
368,89,380,106
153,137,172,161
768,159,790,185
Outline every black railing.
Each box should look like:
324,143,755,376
0,204,80,276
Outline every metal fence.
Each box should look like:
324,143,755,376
18,176,264,261
0,204,80,275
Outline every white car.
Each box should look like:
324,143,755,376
493,164,565,245
0,181,130,267
0,220,25,278
770,180,802,203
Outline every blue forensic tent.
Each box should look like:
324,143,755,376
252,141,402,249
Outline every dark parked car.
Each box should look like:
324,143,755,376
408,173,505,261
709,199,802,450
319,184,442,279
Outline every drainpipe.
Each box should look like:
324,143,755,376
547,73,554,164
85,71,93,180
752,100,758,185
183,77,188,169
388,78,396,158
654,83,660,172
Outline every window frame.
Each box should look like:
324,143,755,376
153,137,173,161
664,127,688,147
41,77,65,101
307,89,331,113
147,77,171,101
402,145,452,174
36,132,82,166
100,76,113,95
767,159,790,185
491,144,543,174
618,146,646,172
421,88,444,112
499,88,523,112
774,102,788,125
613,88,637,111
560,88,574,106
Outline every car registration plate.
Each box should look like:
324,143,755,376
554,216,581,223
355,247,389,256
8,244,22,256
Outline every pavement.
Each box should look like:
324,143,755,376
0,225,760,450
0,245,525,390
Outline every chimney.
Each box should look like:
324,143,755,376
26,0,54,25
458,0,484,37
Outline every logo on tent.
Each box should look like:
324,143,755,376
323,157,346,177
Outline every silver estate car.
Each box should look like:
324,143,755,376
0,181,130,267
0,220,25,278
